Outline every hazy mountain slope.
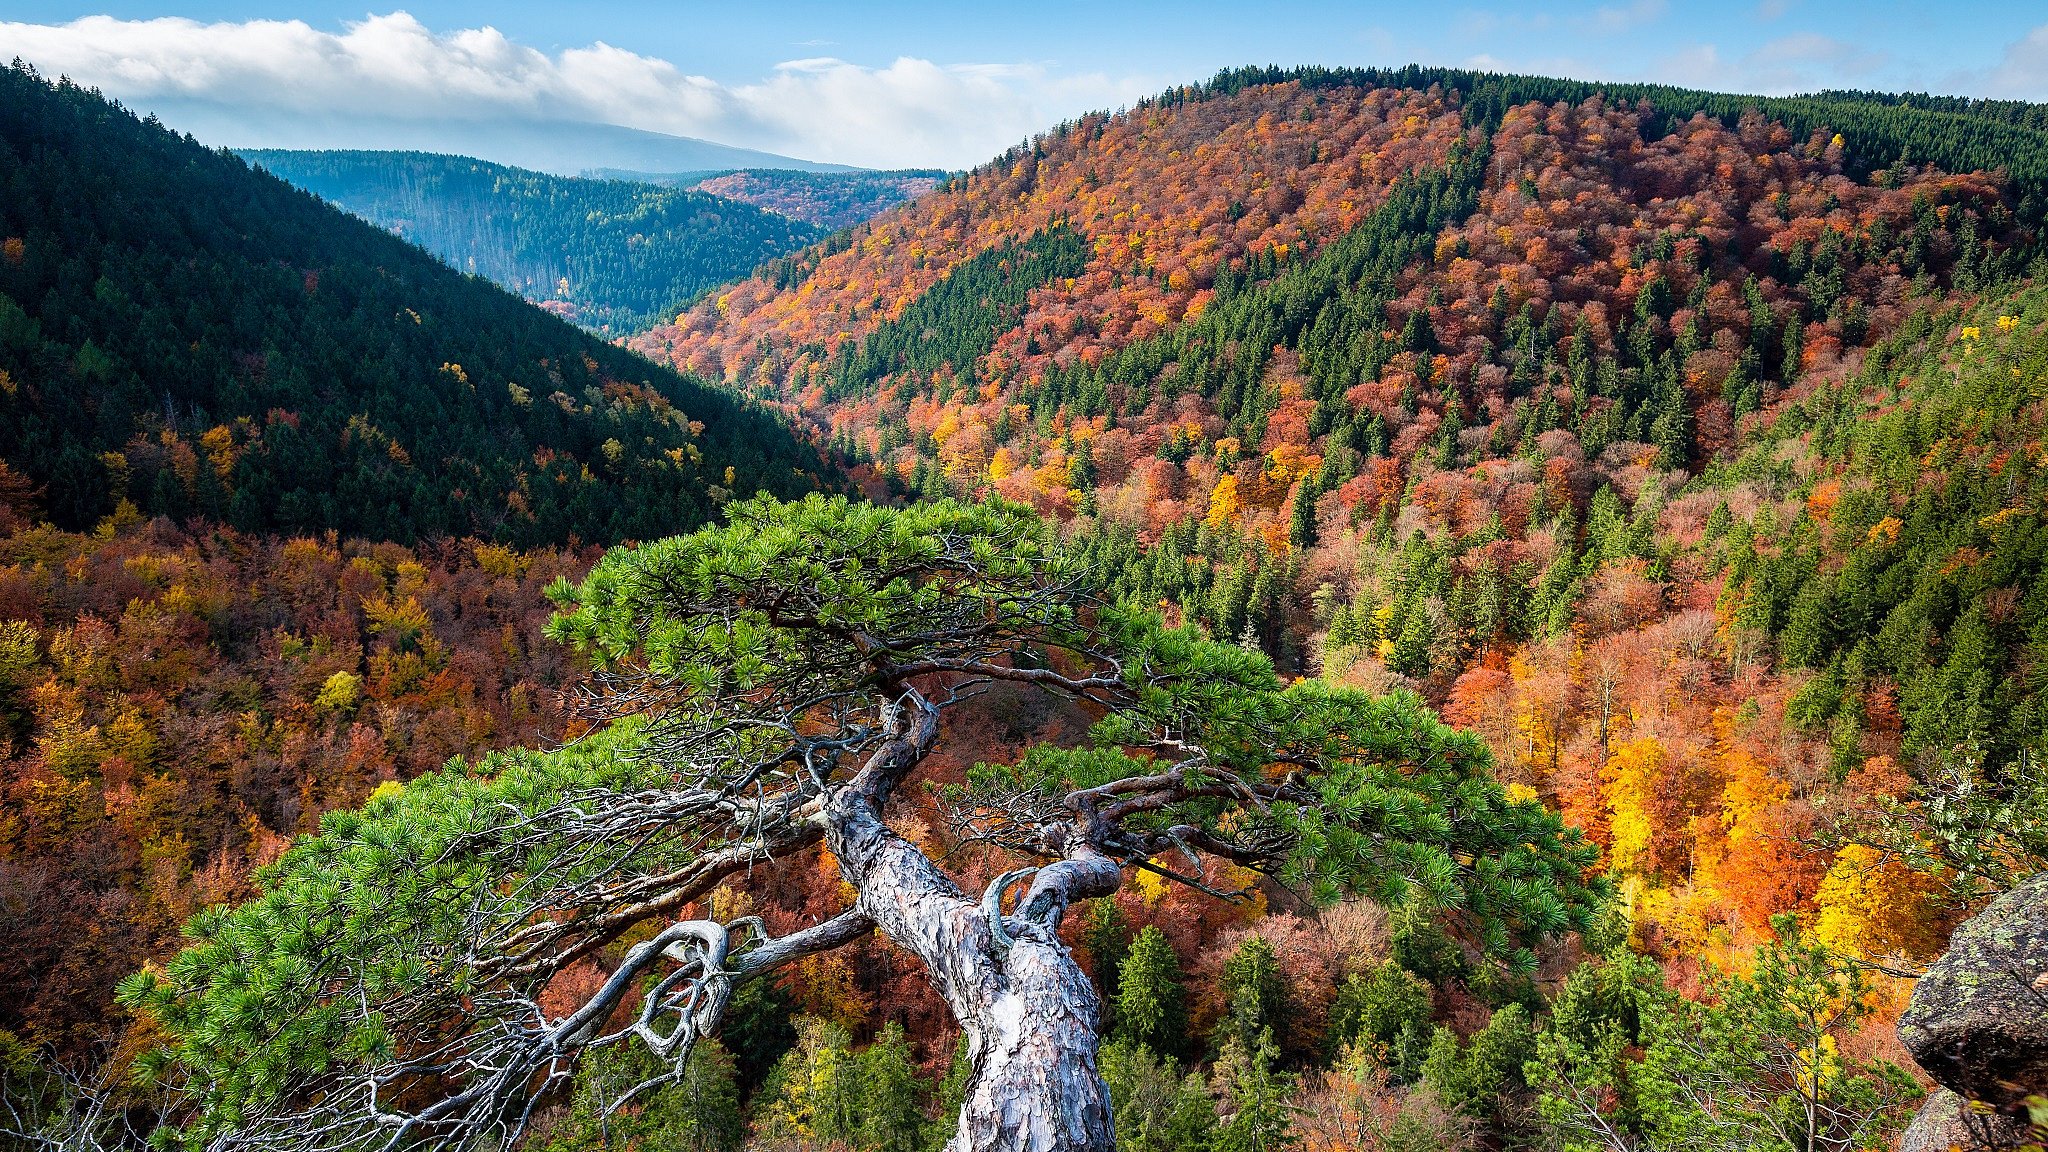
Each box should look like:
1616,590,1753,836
0,65,824,547
130,100,851,177
688,169,947,230
239,150,824,332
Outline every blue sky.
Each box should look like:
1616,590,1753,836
2,3,2043,169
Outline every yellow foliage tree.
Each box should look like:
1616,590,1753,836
988,446,1017,482
1601,736,1665,876
1813,845,1947,961
1205,473,1242,529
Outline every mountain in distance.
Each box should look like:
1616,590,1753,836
118,98,852,177
590,167,950,230
240,150,826,332
0,66,824,547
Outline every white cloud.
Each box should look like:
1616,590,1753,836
0,12,1155,169
1652,33,1884,94
1583,0,1668,36
1979,23,2048,100
1453,2,1664,42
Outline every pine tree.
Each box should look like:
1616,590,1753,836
1212,1027,1296,1152
665,1039,745,1152
1217,935,1289,1057
1325,961,1434,1077
537,1037,743,1152
1780,317,1805,382
1288,475,1321,547
1075,902,1132,1045
1420,1003,1534,1123
923,1035,972,1152
1535,923,1921,1150
858,1022,926,1152
1117,925,1188,1055
1099,1037,1217,1152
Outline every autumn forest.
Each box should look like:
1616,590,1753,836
4,55,2048,1152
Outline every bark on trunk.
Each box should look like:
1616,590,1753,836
825,789,1117,1152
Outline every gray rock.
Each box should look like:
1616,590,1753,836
1895,1089,2027,1152
1900,871,2048,1109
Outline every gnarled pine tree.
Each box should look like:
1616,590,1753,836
120,495,1601,1152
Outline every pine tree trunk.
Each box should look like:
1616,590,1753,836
825,790,1117,1152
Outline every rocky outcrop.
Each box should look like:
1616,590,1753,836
1899,871,2048,1109
1896,870,2048,1150
1895,1089,2027,1152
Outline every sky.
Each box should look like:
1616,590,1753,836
2,2,2044,171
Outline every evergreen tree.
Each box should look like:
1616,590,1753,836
1099,1037,1218,1152
1325,961,1434,1078
1118,925,1189,1056
924,1035,973,1152
858,1022,927,1152
537,1038,743,1152
1211,1027,1296,1152
1535,923,1921,1151
1081,899,1133,1029
1217,935,1290,1058
1420,1003,1535,1124
119,495,1605,1151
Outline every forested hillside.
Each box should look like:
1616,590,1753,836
613,68,2048,1142
0,516,593,1052
0,63,831,1068
0,66,824,547
239,150,825,332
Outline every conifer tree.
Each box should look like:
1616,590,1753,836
858,1022,927,1152
1217,935,1290,1057
1325,961,1434,1077
1212,1027,1297,1152
1420,1003,1535,1123
1099,1037,1218,1152
1535,923,1920,1151
924,1035,973,1152
1081,900,1133,1028
1118,925,1190,1056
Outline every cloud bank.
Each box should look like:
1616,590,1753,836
1980,23,2048,100
0,12,1156,169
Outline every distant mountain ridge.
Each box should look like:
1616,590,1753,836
115,98,852,177
586,167,947,228
0,66,825,546
240,149,825,332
